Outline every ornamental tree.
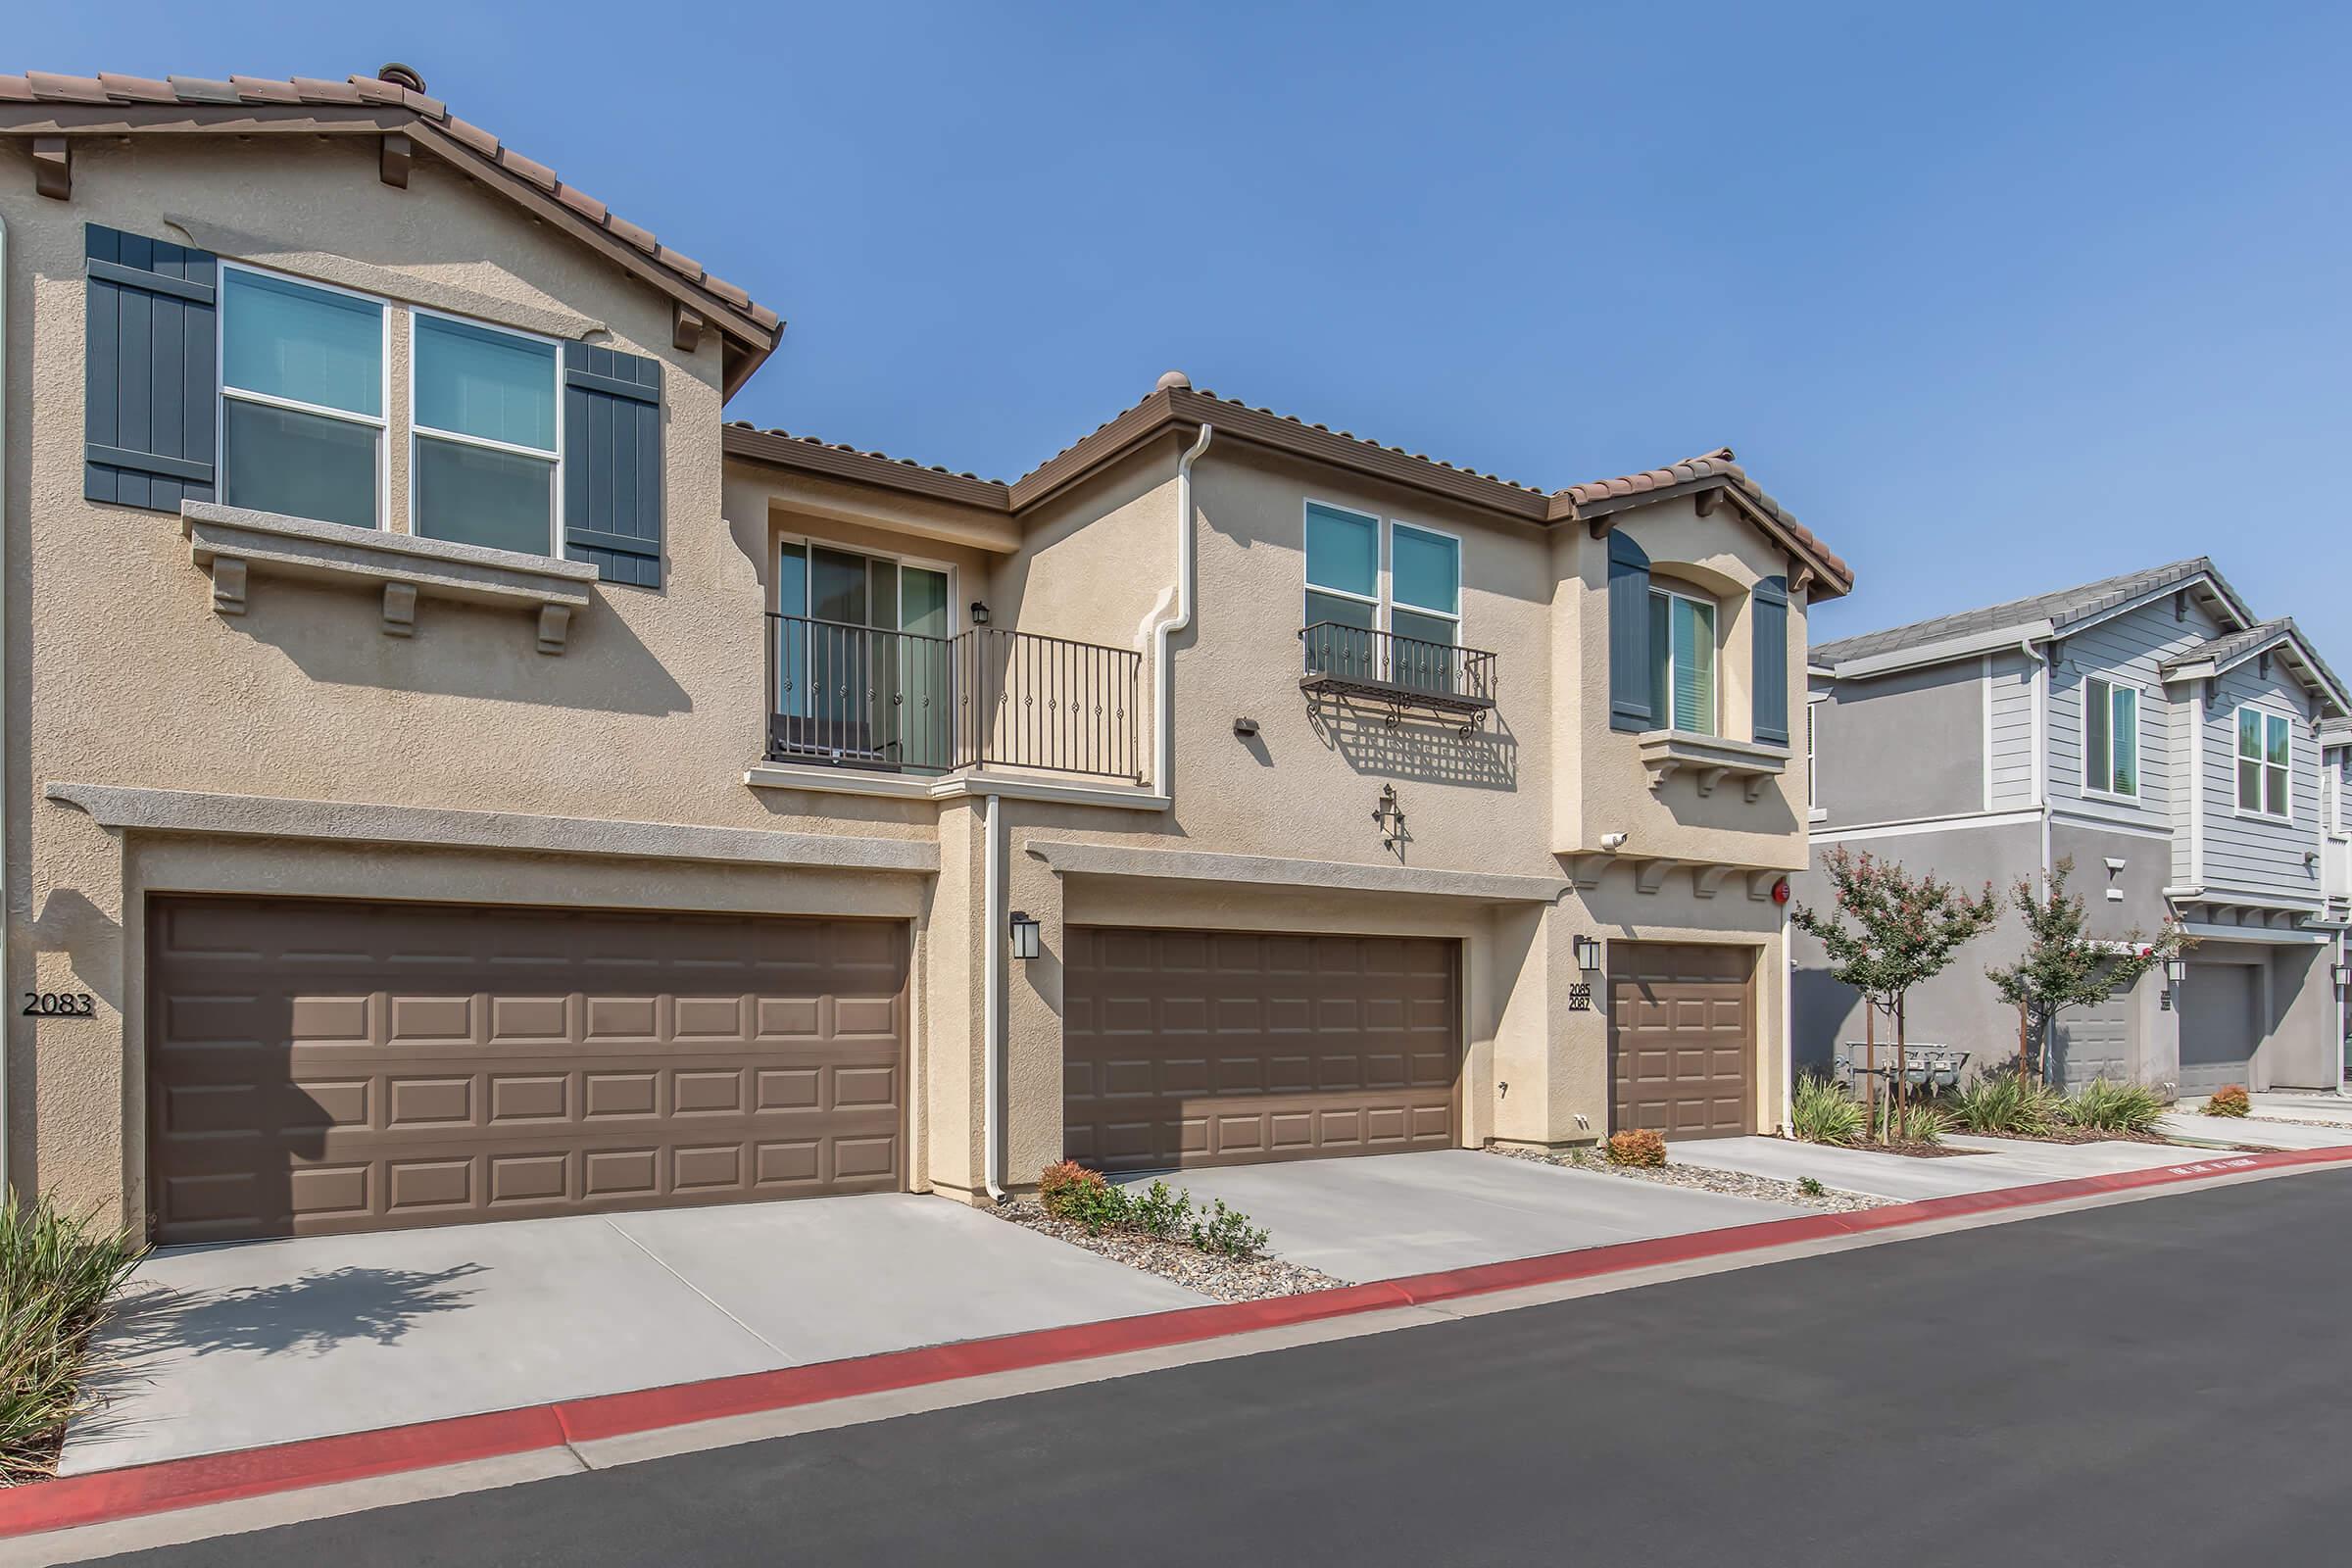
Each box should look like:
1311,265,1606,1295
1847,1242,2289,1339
1790,847,2001,1137
1985,858,2188,1086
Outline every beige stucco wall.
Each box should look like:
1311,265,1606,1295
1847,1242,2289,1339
1568,496,1813,871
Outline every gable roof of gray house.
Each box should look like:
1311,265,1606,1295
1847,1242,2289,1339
1814,555,2351,717
2159,616,2352,708
1813,557,2246,667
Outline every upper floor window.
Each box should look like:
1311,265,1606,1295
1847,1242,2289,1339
2236,707,2291,818
1647,587,1716,736
1302,503,1462,649
412,313,561,555
219,263,565,555
220,267,386,530
2082,677,2138,798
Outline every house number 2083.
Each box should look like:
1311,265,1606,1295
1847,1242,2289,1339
20,992,96,1018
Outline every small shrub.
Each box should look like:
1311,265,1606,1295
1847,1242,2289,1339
2204,1085,2252,1119
1796,1176,1826,1198
1189,1200,1269,1258
1127,1180,1194,1240
0,1191,146,1482
1790,1074,1865,1147
1606,1128,1668,1167
1872,1098,1949,1145
1949,1072,2063,1136
2062,1079,2167,1134
1037,1161,1130,1233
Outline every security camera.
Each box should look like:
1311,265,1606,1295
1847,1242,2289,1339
1600,832,1631,852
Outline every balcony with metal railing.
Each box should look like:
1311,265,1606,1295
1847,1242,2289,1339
1298,620,1496,718
765,613,1144,783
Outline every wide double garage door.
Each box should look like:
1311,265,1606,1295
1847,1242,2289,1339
147,897,907,1245
1063,927,1460,1172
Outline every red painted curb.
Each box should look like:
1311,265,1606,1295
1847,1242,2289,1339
8,1140,2345,1540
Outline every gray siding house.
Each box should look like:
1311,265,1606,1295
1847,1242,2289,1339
1795,559,2350,1097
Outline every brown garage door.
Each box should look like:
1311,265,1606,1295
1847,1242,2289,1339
1609,943,1756,1141
147,896,906,1244
1063,927,1458,1172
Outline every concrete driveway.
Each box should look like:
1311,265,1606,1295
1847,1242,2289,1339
66,1194,1204,1476
1115,1149,1804,1280
1668,1133,2205,1201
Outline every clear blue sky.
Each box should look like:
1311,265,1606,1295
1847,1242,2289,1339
19,3,2350,651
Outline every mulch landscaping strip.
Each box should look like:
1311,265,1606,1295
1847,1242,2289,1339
10,1143,2348,1542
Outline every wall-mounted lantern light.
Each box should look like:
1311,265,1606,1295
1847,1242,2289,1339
2333,960,2349,993
2164,956,2187,987
969,602,992,626
1008,910,1041,961
1572,935,1602,976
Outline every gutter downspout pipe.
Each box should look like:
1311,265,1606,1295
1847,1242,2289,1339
2021,638,2051,884
980,790,1005,1203
1152,418,1214,796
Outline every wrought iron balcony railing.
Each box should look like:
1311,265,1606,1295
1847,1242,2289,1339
766,614,1143,782
1298,620,1496,716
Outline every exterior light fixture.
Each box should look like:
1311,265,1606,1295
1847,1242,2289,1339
969,602,991,626
2334,960,2349,993
2164,956,2187,986
1573,935,1602,976
1008,910,1041,961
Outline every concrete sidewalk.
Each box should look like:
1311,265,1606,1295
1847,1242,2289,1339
2160,1112,2352,1150
1115,1149,1806,1279
66,1195,1204,1476
1668,1134,2202,1201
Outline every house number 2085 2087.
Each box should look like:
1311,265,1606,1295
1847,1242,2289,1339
20,992,96,1018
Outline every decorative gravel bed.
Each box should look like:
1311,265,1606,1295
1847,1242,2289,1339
994,1199,1348,1301
2246,1113,2352,1131
1488,1144,1895,1212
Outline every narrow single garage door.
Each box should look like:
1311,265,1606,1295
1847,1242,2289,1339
147,897,906,1244
1609,943,1756,1140
1063,927,1459,1172
2180,961,2260,1095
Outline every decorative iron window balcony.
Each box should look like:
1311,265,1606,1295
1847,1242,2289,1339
765,614,1143,782
1298,621,1496,719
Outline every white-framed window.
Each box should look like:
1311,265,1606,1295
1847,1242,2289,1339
219,264,388,530
1647,587,1718,736
2082,676,2139,798
1301,502,1465,696
2236,707,2291,818
410,309,562,555
1303,501,1381,637
1806,698,1820,808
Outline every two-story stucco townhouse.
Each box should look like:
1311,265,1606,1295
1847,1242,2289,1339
1796,559,2351,1098
0,66,1851,1249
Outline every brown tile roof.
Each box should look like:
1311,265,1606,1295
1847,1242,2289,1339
0,67,780,391
724,377,1855,597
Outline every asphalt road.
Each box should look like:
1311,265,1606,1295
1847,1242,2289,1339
89,1170,2352,1567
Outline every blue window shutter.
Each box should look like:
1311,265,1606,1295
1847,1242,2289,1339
1607,530,1653,732
1752,574,1790,746
85,224,218,512
563,342,663,588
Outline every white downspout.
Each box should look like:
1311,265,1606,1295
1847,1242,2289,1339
2022,639,2051,883
980,791,1005,1203
1152,419,1213,795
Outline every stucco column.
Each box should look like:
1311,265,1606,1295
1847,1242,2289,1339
923,800,984,1202
23,803,131,1226
1486,898,1606,1150
1004,810,1066,1191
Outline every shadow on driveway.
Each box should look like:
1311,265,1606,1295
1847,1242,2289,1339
111,1263,490,1360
